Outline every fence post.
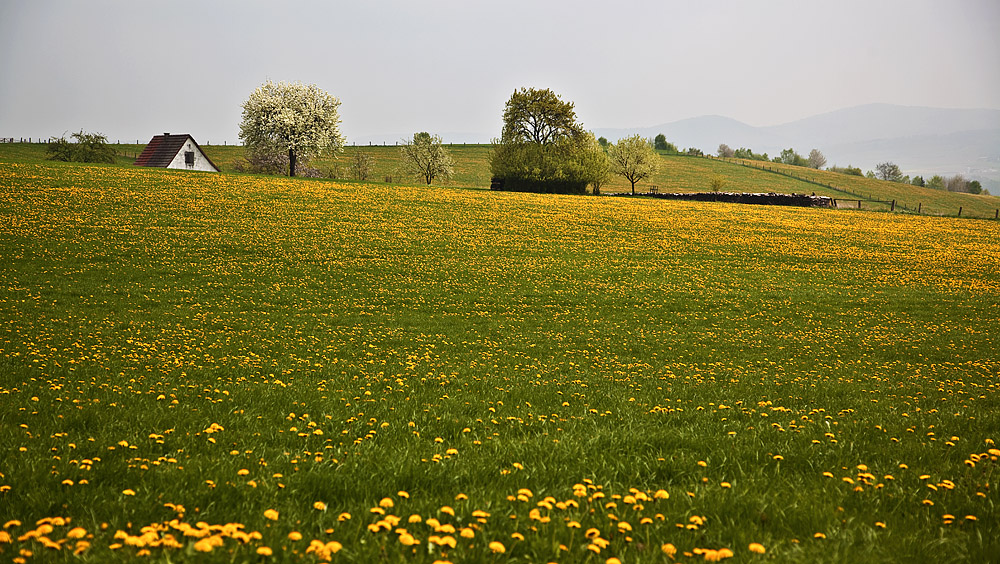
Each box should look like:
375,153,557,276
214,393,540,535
995,209,998,219
858,200,861,209
891,200,895,212
918,203,922,214
958,207,962,217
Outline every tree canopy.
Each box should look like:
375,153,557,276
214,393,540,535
807,149,827,169
400,132,454,185
501,87,583,145
239,80,344,177
490,87,605,194
875,161,903,182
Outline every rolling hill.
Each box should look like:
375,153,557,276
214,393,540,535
2,141,998,218
593,104,1000,193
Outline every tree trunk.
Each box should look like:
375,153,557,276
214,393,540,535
288,148,297,177
631,179,636,195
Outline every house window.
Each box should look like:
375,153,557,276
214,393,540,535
184,151,195,168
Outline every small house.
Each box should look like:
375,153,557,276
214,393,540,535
133,133,219,172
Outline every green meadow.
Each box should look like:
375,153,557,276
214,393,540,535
7,142,999,218
0,151,998,563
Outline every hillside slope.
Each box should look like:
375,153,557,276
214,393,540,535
3,142,997,217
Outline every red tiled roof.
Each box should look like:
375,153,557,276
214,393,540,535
133,133,218,171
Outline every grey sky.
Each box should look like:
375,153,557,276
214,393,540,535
1,0,998,144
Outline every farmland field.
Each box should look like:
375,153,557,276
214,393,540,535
1,160,999,563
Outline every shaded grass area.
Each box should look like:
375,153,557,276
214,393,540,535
1,160,998,562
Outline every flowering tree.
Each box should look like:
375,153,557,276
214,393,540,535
609,134,660,195
400,132,454,185
239,80,344,176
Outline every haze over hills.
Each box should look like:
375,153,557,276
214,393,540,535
353,104,999,192
592,104,1000,192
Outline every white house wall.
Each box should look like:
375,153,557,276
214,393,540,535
166,139,218,172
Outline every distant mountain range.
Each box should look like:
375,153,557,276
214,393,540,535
592,104,1000,192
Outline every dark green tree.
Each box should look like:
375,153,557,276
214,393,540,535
653,134,676,152
490,87,606,194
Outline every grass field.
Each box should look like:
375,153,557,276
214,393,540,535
6,142,998,219
1,156,999,563
729,159,1000,218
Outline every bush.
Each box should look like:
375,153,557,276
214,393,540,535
734,147,768,161
489,136,604,195
829,165,863,176
350,152,376,181
710,175,727,192
47,131,116,163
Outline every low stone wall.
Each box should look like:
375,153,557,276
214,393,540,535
609,191,833,208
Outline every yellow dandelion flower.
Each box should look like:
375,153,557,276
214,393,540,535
748,542,765,554
193,538,215,552
814,532,826,539
256,546,272,556
264,509,279,521
460,527,475,539
440,506,455,516
489,541,506,553
399,533,417,546
313,502,327,511
511,532,525,541
288,531,302,541
379,497,394,508
338,512,351,521
398,490,409,499
606,558,622,564
122,489,135,496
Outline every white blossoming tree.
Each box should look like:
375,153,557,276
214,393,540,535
239,80,344,177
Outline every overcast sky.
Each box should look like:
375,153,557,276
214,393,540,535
1,0,998,144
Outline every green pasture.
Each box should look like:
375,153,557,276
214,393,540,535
0,157,998,563
4,142,998,219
